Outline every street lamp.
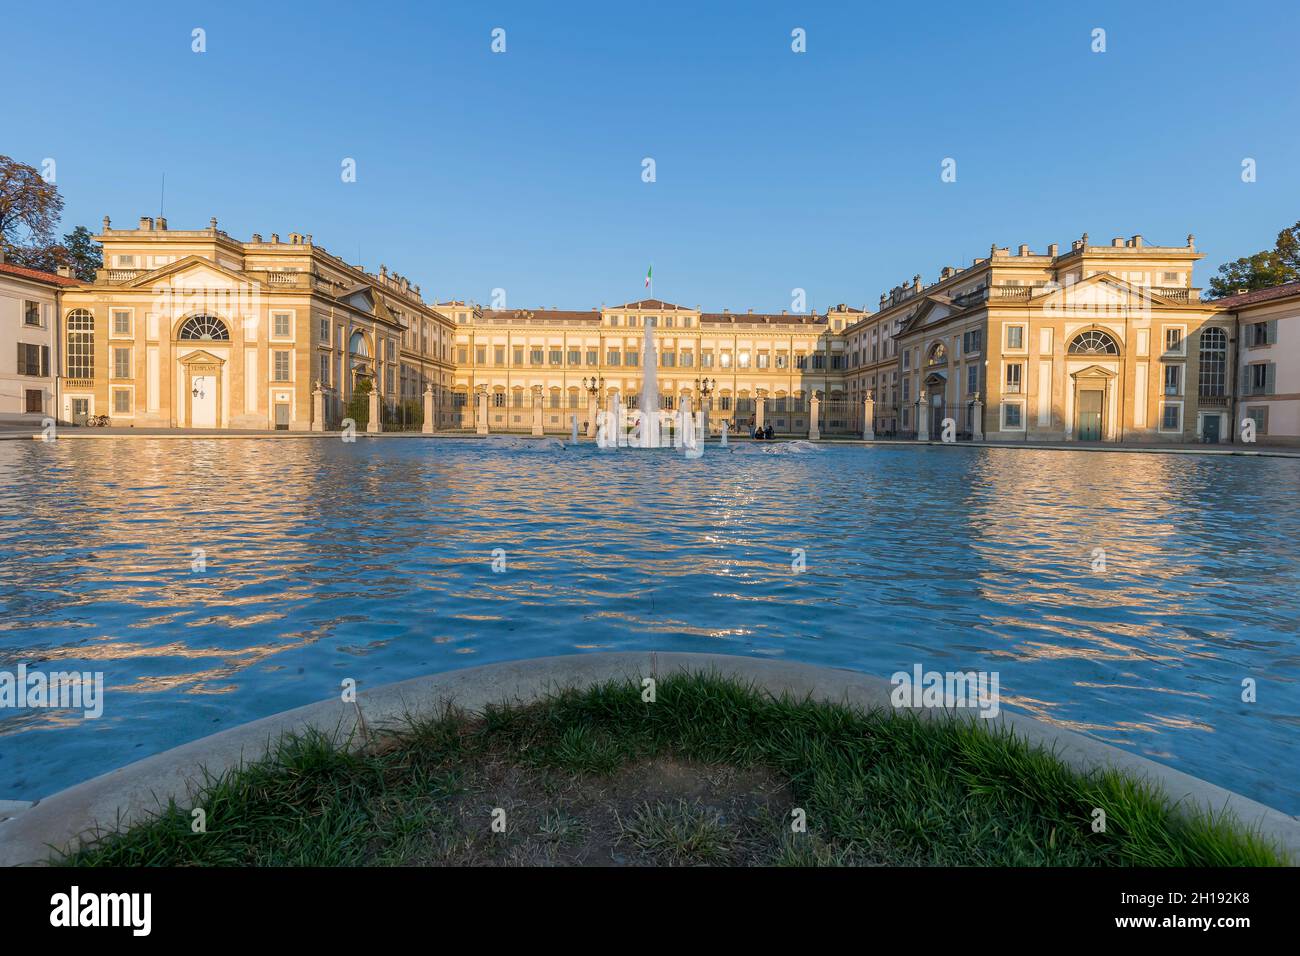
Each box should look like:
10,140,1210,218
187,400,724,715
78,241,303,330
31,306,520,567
582,376,604,396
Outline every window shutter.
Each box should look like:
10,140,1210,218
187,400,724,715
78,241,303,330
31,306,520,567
1265,363,1276,395
41,345,49,377
1267,320,1278,345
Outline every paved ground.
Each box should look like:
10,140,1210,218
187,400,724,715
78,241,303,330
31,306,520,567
2,424,1296,456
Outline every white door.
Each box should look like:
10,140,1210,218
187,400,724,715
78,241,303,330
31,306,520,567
192,375,217,428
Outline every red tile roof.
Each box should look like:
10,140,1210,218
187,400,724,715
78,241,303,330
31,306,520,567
1212,281,1300,309
0,262,83,287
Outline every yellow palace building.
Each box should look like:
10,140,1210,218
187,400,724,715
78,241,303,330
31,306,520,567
52,218,1249,444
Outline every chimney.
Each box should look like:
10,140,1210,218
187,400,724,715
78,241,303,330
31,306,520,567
271,233,279,244
251,233,262,243
56,265,72,278
102,216,111,232
1112,237,1124,247
1018,244,1030,256
138,216,154,230
156,217,167,230
1130,234,1143,247
1048,243,1059,257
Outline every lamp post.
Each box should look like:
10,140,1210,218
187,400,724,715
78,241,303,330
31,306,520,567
695,377,715,436
582,376,604,438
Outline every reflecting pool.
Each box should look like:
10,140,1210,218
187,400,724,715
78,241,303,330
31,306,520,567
0,438,1297,812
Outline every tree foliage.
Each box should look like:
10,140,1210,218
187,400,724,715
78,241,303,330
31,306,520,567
1206,220,1300,298
0,155,100,280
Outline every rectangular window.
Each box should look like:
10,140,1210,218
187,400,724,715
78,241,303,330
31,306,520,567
475,346,487,365
1164,327,1183,353
568,349,580,366
963,329,982,353
26,389,42,413
550,349,563,366
795,354,806,370
17,343,48,376
720,351,732,368
757,352,770,369
607,350,621,366
1246,363,1275,395
662,352,675,367
319,319,330,343
66,311,94,379
720,395,732,411
113,389,131,414
513,347,524,365
680,351,694,367
1245,405,1269,435
737,351,750,369
319,354,330,385
1249,321,1277,347
25,301,42,327
113,347,132,379
626,350,640,367
110,310,131,336
967,364,979,395
457,347,468,364
496,347,506,366
1006,326,1024,350
1005,403,1022,428
775,352,787,369
812,354,825,370
531,348,544,365
273,313,292,337
702,351,714,368
902,350,911,370
1005,363,1022,393
273,350,291,382
586,349,598,365
1164,364,1181,395
1162,403,1181,430
902,378,910,402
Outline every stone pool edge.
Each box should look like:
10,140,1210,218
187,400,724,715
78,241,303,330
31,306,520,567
2,651,1297,866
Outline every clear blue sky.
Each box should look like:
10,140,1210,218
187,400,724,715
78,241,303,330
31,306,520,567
3,0,1297,311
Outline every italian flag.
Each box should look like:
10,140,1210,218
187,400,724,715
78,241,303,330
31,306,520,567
645,265,652,289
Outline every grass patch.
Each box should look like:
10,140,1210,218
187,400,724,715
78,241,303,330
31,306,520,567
62,673,1285,866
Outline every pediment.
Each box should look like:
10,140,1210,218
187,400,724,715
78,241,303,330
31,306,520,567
1036,273,1175,310
1069,363,1116,380
178,348,227,366
121,255,256,291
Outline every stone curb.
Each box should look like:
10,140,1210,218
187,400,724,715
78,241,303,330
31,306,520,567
2,652,1296,865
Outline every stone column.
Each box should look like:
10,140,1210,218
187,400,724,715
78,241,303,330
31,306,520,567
862,391,875,441
476,390,489,434
755,391,765,433
422,384,435,434
916,390,929,441
367,386,382,433
531,386,544,436
311,384,325,432
586,393,598,438
809,393,821,440
970,396,984,441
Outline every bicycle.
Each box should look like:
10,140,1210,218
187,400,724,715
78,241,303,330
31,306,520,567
87,414,112,427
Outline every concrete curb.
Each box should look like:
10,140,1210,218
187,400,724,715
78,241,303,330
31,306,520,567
2,652,1296,866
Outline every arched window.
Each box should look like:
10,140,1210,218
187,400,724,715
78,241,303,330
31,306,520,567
1199,327,1227,397
927,342,947,364
348,331,370,357
66,309,95,378
178,314,229,340
1068,330,1119,355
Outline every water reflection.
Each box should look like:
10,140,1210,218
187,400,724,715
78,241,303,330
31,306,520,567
0,439,1297,812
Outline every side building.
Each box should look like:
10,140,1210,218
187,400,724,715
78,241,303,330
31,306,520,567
59,217,456,430
0,257,80,424
843,233,1235,443
1213,281,1300,445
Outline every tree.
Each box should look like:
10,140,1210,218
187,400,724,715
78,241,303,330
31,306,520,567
0,154,63,252
1205,221,1300,298
61,225,102,281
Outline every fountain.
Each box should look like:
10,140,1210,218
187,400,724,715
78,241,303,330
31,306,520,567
594,316,703,457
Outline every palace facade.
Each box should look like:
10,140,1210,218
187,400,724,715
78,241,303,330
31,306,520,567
34,217,1286,444
57,217,456,430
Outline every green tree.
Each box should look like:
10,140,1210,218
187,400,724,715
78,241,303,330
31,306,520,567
61,225,102,281
1205,221,1300,298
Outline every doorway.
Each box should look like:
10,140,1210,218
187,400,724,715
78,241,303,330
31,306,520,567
274,403,290,430
191,375,217,428
1202,414,1221,443
1078,390,1103,441
71,398,89,425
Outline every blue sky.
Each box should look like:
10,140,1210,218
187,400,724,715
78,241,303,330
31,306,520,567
3,0,1297,311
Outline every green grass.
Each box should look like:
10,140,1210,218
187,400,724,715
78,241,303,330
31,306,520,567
62,672,1286,866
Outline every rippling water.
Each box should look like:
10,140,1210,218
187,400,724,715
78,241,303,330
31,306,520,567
1,438,1297,812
